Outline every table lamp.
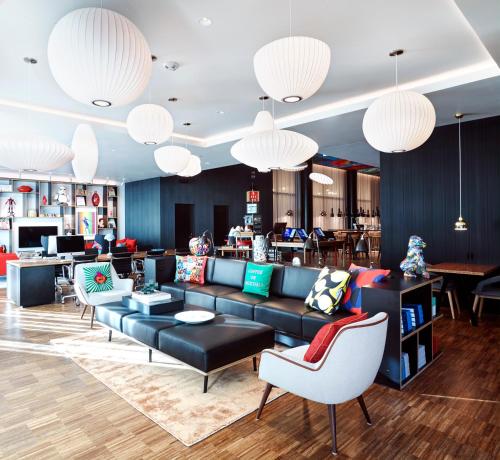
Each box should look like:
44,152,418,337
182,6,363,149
104,233,115,256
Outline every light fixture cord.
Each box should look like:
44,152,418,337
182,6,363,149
458,117,462,217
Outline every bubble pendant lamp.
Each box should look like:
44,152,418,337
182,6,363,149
154,145,191,174
71,124,98,183
362,50,436,153
127,104,173,145
48,7,152,107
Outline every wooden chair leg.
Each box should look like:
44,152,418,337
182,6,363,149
357,395,372,425
478,297,485,319
327,404,338,455
108,330,112,342
453,290,461,315
80,304,88,319
472,295,480,313
90,305,95,328
256,383,273,420
447,291,456,319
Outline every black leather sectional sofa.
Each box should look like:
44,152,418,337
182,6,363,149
146,256,354,346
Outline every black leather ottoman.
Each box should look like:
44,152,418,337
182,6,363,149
158,314,274,392
95,302,136,332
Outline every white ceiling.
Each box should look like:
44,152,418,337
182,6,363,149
0,0,499,182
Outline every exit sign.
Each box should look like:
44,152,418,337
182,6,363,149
246,190,260,203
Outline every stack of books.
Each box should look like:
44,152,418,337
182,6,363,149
432,296,437,317
401,304,424,335
401,352,410,380
418,344,427,369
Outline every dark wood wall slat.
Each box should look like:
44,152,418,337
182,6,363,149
381,115,500,269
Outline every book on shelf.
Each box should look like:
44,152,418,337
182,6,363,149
403,303,424,326
432,296,437,317
401,308,415,335
418,344,427,369
401,352,410,380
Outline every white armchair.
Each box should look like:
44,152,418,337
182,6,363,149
257,312,388,456
74,262,133,328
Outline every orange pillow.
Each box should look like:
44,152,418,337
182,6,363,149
303,313,369,363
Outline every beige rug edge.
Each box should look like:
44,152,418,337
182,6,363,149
51,332,286,447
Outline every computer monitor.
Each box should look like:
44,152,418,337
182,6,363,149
18,226,58,250
313,227,326,238
273,222,287,235
295,228,308,241
282,227,295,241
56,235,85,258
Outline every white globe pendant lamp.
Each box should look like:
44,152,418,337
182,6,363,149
309,172,333,185
252,110,275,133
362,50,436,153
254,36,330,103
127,104,174,145
0,135,74,172
154,145,191,174
48,7,152,107
178,155,202,177
71,124,98,183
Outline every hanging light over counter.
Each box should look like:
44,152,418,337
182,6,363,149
454,113,468,231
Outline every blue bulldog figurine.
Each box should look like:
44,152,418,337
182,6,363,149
400,235,429,278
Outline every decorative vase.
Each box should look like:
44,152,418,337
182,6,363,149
17,185,33,193
42,195,47,205
253,235,266,263
92,191,100,207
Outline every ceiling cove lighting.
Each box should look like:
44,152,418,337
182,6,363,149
309,172,333,185
127,104,174,145
71,124,98,183
0,135,74,172
362,49,436,153
154,145,191,174
454,113,468,231
253,0,330,103
231,111,318,170
48,7,152,107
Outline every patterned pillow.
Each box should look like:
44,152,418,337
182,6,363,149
305,267,351,315
83,263,113,293
304,313,369,363
175,255,207,284
342,264,391,314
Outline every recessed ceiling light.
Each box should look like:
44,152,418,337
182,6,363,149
217,110,224,115
183,122,191,126
23,57,37,64
198,17,212,27
92,99,111,107
168,97,178,102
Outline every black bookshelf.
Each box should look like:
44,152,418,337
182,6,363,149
362,273,442,389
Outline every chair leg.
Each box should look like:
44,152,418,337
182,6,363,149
256,383,273,420
252,356,257,372
90,305,95,329
203,375,208,393
453,290,461,314
108,330,112,342
357,395,372,425
472,295,480,313
80,304,88,319
327,404,338,455
148,348,152,362
447,291,456,319
478,297,485,319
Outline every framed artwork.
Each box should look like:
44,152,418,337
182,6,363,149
76,196,86,207
75,207,97,236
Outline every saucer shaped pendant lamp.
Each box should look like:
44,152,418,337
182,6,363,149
71,124,98,183
48,7,152,107
309,172,333,185
281,163,307,172
0,135,74,172
178,155,201,177
362,50,435,153
254,36,330,103
127,104,174,145
154,145,191,174
231,128,318,170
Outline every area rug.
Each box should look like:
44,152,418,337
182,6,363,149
51,330,286,446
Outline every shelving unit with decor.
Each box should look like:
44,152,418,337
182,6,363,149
0,178,119,251
361,274,443,390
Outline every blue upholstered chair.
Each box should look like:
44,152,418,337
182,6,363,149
472,276,500,319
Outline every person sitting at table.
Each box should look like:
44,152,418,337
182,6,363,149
228,225,242,246
244,224,254,232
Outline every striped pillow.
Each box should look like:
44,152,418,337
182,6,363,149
83,264,113,293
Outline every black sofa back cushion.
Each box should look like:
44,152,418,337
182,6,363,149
281,266,321,300
269,264,285,296
211,258,247,288
205,257,216,283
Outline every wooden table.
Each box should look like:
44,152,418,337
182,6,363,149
217,246,252,258
427,263,499,325
97,251,151,262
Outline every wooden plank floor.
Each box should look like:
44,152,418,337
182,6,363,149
0,291,498,459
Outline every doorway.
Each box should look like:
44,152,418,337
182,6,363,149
213,205,229,246
175,203,194,250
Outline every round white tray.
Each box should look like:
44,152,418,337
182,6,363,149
174,310,215,324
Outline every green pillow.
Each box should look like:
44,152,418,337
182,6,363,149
243,262,274,297
83,263,113,293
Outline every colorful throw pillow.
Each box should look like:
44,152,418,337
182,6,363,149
175,255,207,284
342,264,391,314
305,267,351,315
83,263,113,293
242,262,274,297
304,313,369,363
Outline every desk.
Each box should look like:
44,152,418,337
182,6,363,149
97,251,150,262
427,263,499,326
7,259,71,307
217,246,252,258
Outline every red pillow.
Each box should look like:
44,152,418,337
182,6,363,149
303,313,369,363
125,238,137,252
